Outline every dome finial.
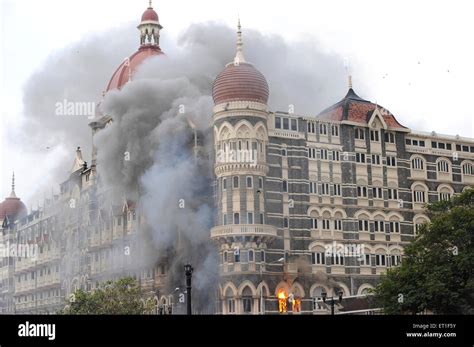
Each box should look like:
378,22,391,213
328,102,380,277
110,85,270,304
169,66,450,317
148,0,152,8
348,75,353,89
10,171,17,198
234,16,246,65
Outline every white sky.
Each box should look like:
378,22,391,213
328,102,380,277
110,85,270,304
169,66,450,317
1,0,473,205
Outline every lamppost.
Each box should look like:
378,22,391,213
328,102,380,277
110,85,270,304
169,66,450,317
184,264,193,315
259,257,284,315
321,290,343,315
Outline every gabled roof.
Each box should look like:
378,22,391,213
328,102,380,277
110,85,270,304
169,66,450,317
317,88,407,129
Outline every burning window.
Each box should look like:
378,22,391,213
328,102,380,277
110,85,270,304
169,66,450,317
278,290,287,313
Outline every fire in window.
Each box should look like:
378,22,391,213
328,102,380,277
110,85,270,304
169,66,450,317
278,290,287,313
289,293,301,312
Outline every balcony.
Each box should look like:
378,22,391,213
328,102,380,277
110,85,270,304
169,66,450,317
210,224,277,241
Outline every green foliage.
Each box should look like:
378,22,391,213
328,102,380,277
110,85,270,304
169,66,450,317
374,188,474,314
60,277,156,315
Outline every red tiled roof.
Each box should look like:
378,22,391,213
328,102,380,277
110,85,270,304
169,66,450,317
318,88,406,129
212,62,269,105
106,45,163,92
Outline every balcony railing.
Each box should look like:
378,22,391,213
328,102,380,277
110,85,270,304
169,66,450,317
211,224,277,239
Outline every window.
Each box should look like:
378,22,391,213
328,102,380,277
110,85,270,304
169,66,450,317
283,217,289,228
334,220,342,231
258,177,263,189
390,255,401,267
356,153,366,163
333,184,341,196
260,213,265,224
376,254,386,266
233,213,240,225
358,220,369,231
283,118,289,130
331,125,339,137
290,119,298,131
223,214,227,225
312,252,326,265
234,248,240,262
370,130,380,142
321,183,330,195
320,149,328,160
413,189,426,203
283,180,288,192
331,151,340,161
319,123,327,135
439,191,451,201
275,117,281,129
388,189,398,200
371,154,381,165
357,186,368,198
355,128,365,140
437,160,449,173
308,122,316,134
311,218,318,229
389,221,400,233
308,148,317,159
227,299,236,313
360,254,371,266
247,212,254,224
233,176,239,188
322,219,330,230
462,163,474,175
372,187,383,199
281,148,287,156
242,297,252,313
246,176,253,188
386,156,397,167
412,157,424,170
415,223,424,234
384,132,395,143
374,220,385,232
249,250,254,262
332,254,344,265
309,182,317,194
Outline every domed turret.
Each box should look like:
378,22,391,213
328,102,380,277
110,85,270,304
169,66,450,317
105,0,164,92
212,19,269,105
0,173,27,223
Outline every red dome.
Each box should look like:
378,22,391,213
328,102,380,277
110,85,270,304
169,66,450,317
212,62,269,105
106,45,163,92
141,7,158,21
0,197,27,222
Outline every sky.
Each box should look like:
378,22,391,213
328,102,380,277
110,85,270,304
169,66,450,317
1,0,473,205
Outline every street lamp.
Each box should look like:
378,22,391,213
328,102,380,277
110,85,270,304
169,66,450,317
259,257,284,315
320,290,343,315
184,264,193,315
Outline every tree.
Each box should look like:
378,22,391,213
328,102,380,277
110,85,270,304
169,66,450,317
60,277,156,314
374,188,474,314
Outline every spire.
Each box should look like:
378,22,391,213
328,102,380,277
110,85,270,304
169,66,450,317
233,17,246,65
348,75,353,89
10,172,16,198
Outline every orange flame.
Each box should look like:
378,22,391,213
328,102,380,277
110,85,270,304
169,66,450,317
278,290,287,313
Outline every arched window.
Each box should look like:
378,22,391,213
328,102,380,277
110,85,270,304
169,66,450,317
242,286,253,314
437,159,450,173
225,287,235,314
412,157,425,170
438,185,453,201
312,286,326,311
412,184,427,203
462,162,474,175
